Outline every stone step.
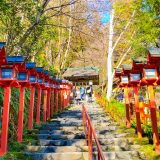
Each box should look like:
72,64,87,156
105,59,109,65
94,144,141,152
26,145,88,153
26,152,88,160
42,122,83,127
41,123,118,129
40,126,84,131
26,151,141,160
97,137,134,145
40,125,118,133
38,127,122,136
39,130,83,135
39,130,64,134
50,119,113,125
94,126,119,131
97,133,128,139
39,139,87,146
53,117,82,121
58,115,82,118
94,151,141,160
47,120,83,123
38,133,85,140
37,132,128,141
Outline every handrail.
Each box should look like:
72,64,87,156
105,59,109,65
82,104,105,160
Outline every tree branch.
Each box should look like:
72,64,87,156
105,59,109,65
112,10,135,52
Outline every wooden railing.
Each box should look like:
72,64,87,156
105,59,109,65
82,104,105,160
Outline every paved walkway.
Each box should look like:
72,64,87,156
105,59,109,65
26,102,146,160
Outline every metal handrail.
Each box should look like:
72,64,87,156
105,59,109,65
82,104,105,160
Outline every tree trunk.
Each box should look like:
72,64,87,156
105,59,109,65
106,9,135,101
60,0,73,71
106,8,114,102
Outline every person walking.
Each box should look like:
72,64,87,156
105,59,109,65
86,85,93,103
75,87,81,105
80,86,85,100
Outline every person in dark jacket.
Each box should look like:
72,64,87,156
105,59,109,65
86,85,93,103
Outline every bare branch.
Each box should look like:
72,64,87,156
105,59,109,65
112,10,135,52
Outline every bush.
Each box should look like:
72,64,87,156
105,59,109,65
96,93,126,123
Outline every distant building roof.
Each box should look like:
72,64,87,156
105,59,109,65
62,67,99,85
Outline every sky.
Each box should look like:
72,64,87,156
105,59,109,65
88,0,111,25
101,12,110,24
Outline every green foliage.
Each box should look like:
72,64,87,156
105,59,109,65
0,0,99,74
114,0,160,58
96,94,126,123
107,99,126,122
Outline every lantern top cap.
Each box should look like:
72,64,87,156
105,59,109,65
44,70,49,75
7,56,24,64
52,75,56,79
148,47,160,57
115,68,122,73
62,79,68,83
55,79,62,83
26,62,36,69
132,58,147,65
0,42,6,48
36,67,43,72
57,79,62,82
49,75,54,79
122,64,132,71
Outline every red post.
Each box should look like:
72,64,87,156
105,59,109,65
28,87,35,130
64,90,66,108
36,88,42,125
62,89,64,109
47,89,51,120
43,90,47,122
0,86,11,156
133,86,142,138
51,89,54,117
56,89,58,112
128,89,133,116
17,87,25,142
60,90,63,111
63,91,65,108
124,86,131,128
68,90,71,106
66,90,68,107
148,85,160,146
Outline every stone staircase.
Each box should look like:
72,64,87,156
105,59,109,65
26,103,146,160
26,105,88,160
84,103,146,160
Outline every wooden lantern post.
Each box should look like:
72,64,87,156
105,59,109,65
50,78,55,117
43,70,50,122
16,61,31,142
54,79,59,113
120,65,133,128
26,62,37,130
35,67,45,125
0,42,21,155
67,81,72,107
129,59,147,139
142,48,160,152
115,68,130,128
60,81,64,112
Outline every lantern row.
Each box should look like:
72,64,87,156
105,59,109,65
114,47,160,153
0,42,72,156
